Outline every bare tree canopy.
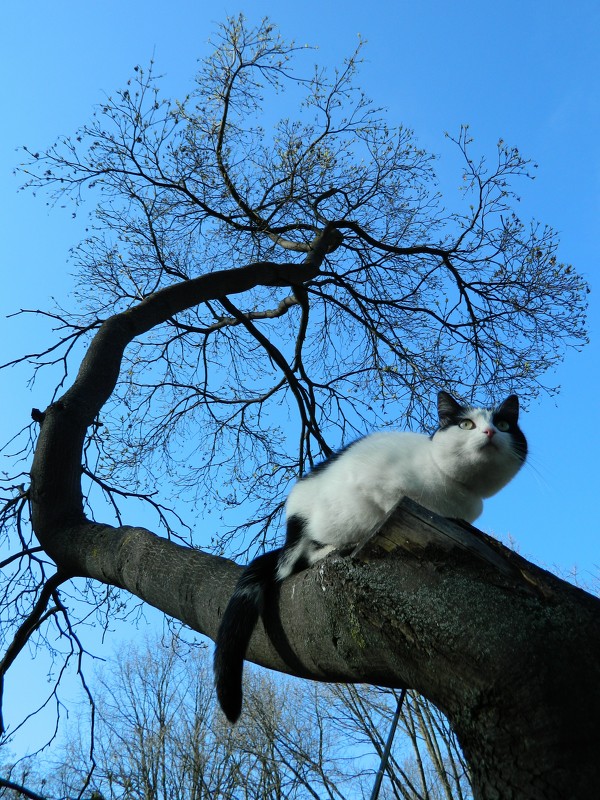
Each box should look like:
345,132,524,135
0,15,594,800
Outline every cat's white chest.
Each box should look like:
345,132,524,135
288,432,455,544
285,429,489,544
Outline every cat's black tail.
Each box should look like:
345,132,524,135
214,548,283,723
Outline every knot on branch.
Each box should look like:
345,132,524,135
323,228,344,253
309,227,344,262
31,407,46,425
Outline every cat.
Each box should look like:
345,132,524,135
214,390,527,722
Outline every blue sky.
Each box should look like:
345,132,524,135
1,0,599,756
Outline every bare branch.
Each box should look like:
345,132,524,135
0,572,66,735
0,778,49,800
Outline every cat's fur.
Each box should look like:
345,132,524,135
214,391,527,722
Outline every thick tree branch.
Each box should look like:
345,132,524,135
21,498,600,799
30,230,340,547
0,778,48,800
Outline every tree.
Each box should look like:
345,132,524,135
329,684,472,800
41,636,363,800
0,14,594,800
10,635,470,800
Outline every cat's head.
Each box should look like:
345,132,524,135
432,391,527,498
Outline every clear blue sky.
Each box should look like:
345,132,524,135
1,0,599,757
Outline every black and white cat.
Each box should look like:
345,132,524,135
214,391,527,722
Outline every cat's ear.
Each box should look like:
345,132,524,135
437,391,464,426
496,394,520,423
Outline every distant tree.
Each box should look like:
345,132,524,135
0,14,595,800
43,636,359,799
329,684,472,800
13,636,468,800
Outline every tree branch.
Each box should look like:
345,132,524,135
18,497,600,798
29,240,338,548
0,571,66,735
0,778,49,800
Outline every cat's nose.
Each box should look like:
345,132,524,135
483,428,496,439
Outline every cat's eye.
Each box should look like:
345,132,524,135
496,420,510,432
459,419,475,430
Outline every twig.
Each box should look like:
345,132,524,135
0,572,67,735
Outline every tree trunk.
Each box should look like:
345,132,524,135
349,502,600,800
